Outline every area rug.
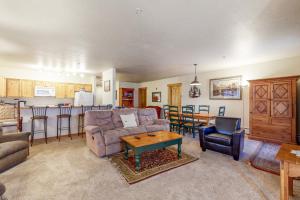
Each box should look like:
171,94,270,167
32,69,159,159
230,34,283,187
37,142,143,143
250,142,280,175
110,148,198,184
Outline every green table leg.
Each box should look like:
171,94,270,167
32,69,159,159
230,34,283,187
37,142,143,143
124,143,129,160
135,153,141,171
178,139,182,159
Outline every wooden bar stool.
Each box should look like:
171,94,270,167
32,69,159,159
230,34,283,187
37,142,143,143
78,105,92,137
30,106,48,146
57,106,72,141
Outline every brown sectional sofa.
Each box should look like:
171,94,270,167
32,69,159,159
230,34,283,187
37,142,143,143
84,108,170,157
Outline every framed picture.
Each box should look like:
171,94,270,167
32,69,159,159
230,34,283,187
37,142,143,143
104,80,110,92
152,92,161,102
209,76,242,100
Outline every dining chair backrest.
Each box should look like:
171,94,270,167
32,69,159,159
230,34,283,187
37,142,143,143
182,106,194,124
218,106,226,116
31,106,48,117
199,105,210,114
81,105,93,115
169,106,180,122
186,105,195,112
163,105,170,119
59,105,72,116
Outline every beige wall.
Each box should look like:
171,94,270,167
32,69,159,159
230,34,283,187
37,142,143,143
140,56,300,128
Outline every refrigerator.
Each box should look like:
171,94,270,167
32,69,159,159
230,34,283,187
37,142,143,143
74,90,94,106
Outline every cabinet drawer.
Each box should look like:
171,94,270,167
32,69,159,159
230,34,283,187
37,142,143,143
252,124,291,141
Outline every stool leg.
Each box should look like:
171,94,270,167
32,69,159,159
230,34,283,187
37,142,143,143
44,119,48,144
31,119,34,146
78,116,80,136
56,117,59,139
68,117,72,140
81,116,84,138
59,118,62,142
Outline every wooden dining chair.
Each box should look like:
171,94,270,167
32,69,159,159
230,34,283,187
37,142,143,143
163,105,170,119
181,106,201,138
186,105,195,111
218,106,226,116
169,106,181,133
198,105,210,114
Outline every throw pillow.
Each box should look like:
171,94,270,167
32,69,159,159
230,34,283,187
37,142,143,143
120,113,138,128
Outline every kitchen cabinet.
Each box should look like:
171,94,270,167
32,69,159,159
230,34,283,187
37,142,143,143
84,84,92,92
0,77,6,97
65,84,75,98
74,84,92,92
55,83,66,99
6,78,20,97
35,81,55,87
20,79,34,98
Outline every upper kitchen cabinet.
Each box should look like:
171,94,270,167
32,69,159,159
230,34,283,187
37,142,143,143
0,77,6,97
84,84,92,92
20,79,34,98
35,81,55,87
55,83,66,98
6,78,20,97
74,84,92,92
65,84,75,98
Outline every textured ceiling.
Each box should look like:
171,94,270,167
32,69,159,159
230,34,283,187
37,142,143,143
0,0,300,82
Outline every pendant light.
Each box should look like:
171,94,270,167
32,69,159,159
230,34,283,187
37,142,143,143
190,64,201,86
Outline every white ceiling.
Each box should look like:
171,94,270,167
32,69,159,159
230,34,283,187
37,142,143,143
0,0,300,82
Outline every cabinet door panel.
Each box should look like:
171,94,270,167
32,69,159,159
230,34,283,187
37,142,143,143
0,77,6,97
271,81,292,118
6,79,20,97
20,80,34,98
55,83,66,98
252,82,270,117
65,84,75,98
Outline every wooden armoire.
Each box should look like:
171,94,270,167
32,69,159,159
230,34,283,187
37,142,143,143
249,76,299,144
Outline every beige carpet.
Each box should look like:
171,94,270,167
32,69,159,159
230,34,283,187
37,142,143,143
0,135,299,200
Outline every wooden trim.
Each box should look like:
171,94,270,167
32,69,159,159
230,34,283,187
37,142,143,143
248,75,300,82
138,87,147,108
167,83,182,87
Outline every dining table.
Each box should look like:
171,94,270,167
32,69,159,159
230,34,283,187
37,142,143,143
168,112,216,125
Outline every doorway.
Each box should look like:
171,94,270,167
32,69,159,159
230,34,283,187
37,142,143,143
138,87,147,108
168,83,182,109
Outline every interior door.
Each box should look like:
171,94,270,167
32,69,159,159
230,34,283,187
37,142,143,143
168,83,182,109
138,87,147,108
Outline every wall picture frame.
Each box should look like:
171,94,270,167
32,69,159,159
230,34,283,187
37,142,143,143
152,92,161,102
104,80,110,92
209,76,242,100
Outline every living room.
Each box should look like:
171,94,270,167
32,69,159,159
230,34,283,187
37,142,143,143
0,1,300,200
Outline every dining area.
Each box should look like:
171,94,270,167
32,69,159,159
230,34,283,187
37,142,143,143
162,105,226,138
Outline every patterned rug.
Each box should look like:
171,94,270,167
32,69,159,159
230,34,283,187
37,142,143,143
250,143,280,175
110,148,198,184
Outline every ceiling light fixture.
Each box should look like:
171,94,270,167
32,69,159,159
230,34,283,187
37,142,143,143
190,64,201,86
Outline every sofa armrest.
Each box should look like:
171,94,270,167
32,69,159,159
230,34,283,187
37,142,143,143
0,132,30,144
232,129,245,160
198,126,217,150
85,126,102,135
153,119,170,125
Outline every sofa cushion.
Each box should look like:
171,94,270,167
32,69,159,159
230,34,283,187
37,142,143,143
145,124,167,133
85,126,101,135
0,141,28,159
124,126,147,135
85,110,114,131
120,113,137,128
103,128,130,145
138,108,158,126
205,133,232,146
112,109,139,128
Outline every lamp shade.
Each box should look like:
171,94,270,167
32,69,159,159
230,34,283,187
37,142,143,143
190,64,201,86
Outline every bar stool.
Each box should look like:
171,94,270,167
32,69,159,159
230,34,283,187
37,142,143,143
78,105,92,137
30,106,48,146
57,106,72,141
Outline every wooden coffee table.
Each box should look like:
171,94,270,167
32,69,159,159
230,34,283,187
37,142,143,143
120,130,183,171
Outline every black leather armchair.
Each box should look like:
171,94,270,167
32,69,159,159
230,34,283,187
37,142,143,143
199,117,245,161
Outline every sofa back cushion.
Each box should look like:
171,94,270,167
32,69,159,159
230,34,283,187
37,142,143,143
138,108,158,126
215,117,241,135
85,110,114,131
112,108,139,128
